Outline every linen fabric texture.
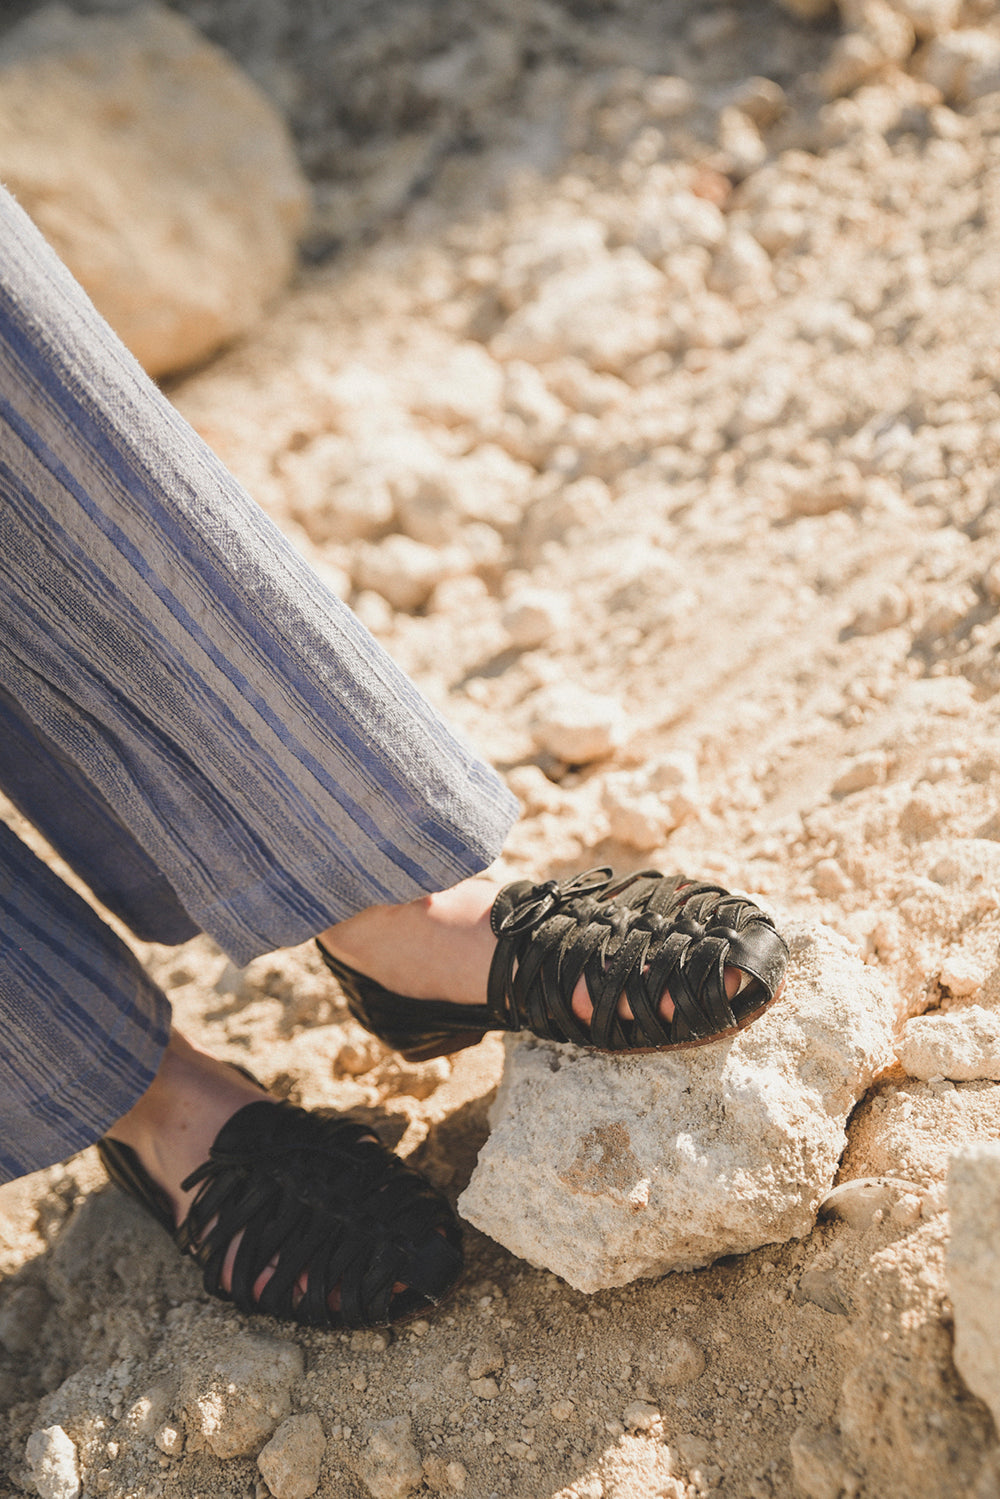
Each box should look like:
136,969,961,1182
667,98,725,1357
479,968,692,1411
0,185,518,1181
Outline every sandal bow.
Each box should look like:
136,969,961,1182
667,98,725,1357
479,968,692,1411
496,867,614,936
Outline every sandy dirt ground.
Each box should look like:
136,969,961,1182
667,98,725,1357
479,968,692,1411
3,1,1000,1496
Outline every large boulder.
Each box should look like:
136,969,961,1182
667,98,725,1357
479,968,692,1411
0,3,309,377
459,922,895,1291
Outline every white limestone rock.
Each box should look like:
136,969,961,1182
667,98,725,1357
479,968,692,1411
886,0,961,38
491,249,668,374
502,587,570,651
716,107,768,179
633,190,726,265
921,29,1000,102
939,955,985,998
947,1142,1000,1432
820,0,915,96
279,439,394,545
459,923,894,1291
353,535,468,612
355,1415,423,1499
832,752,889,795
257,1414,327,1499
530,683,627,764
495,216,608,313
811,858,853,898
898,1006,1000,1082
707,227,774,306
623,1399,662,1432
600,754,701,850
181,1334,304,1459
602,782,677,850
0,3,309,378
404,342,504,429
24,1425,79,1499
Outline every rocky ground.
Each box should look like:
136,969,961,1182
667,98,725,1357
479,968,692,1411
3,0,1000,1496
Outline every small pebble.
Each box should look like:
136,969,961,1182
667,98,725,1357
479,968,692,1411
812,858,852,897
502,587,570,650
154,1426,182,1457
25,1426,80,1499
530,683,626,764
622,1399,662,1431
938,957,985,998
257,1415,326,1499
468,1342,504,1380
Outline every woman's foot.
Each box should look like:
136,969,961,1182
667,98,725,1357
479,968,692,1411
317,875,745,1026
101,1029,457,1321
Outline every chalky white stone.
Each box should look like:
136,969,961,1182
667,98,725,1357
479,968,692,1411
181,1335,303,1459
257,1414,327,1499
947,1142,1000,1432
922,28,1000,102
354,535,468,612
530,683,626,764
355,1416,423,1499
491,248,668,373
459,923,894,1291
897,1006,1000,1082
600,754,701,850
502,588,570,651
887,0,961,37
24,1426,79,1499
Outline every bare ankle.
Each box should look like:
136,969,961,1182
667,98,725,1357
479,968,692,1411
104,1029,268,1224
318,879,499,1007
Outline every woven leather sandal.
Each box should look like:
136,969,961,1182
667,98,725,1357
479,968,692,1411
97,1098,462,1327
317,866,789,1061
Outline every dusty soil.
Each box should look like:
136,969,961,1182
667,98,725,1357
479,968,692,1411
3,1,1000,1497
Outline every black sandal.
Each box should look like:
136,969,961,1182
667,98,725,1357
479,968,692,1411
317,867,789,1062
97,1099,462,1327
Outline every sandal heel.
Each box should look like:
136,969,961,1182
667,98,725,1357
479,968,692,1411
396,1029,490,1064
316,940,492,1060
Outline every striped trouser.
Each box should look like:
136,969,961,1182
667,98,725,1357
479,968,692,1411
0,187,518,1182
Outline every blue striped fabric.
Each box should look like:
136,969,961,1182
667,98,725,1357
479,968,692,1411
0,184,519,1178
0,678,199,945
0,820,171,1181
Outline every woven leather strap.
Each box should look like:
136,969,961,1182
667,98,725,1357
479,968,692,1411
487,867,787,1050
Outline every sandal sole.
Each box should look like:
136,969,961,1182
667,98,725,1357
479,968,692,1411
394,981,787,1063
